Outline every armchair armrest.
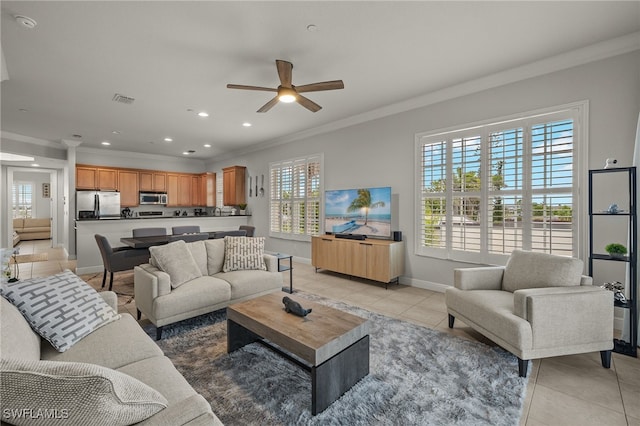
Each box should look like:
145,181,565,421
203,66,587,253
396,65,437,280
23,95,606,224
99,291,118,311
514,286,613,348
454,266,505,290
263,254,277,272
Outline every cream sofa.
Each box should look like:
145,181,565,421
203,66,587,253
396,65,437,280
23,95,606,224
445,250,614,377
134,237,282,340
1,291,221,425
13,218,51,242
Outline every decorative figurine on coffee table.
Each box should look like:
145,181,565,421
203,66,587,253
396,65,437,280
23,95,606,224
282,296,312,317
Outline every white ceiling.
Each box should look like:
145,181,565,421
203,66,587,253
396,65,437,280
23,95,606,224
1,1,639,161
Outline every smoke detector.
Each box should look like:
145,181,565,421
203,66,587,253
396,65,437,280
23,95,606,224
14,15,37,29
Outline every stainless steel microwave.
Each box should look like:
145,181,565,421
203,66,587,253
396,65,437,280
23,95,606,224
139,192,168,205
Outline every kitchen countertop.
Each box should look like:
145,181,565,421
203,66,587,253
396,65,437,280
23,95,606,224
76,215,251,221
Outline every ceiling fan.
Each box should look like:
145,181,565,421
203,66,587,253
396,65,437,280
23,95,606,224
227,59,344,113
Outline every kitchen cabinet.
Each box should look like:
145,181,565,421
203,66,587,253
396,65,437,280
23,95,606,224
76,166,117,190
311,235,404,285
204,173,216,207
223,166,246,206
191,175,203,206
167,174,192,207
118,170,139,207
139,171,166,192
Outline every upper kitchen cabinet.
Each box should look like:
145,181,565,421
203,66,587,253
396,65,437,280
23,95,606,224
139,171,167,192
223,166,246,206
76,165,118,190
118,170,139,207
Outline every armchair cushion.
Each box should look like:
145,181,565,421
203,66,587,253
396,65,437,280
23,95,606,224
502,249,583,292
0,270,120,352
149,240,202,289
0,358,167,426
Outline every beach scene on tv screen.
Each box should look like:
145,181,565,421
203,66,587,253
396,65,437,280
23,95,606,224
325,187,392,237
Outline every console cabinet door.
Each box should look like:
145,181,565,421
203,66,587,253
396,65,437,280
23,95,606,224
312,237,338,270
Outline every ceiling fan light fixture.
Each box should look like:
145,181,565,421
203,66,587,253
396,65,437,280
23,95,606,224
278,87,297,103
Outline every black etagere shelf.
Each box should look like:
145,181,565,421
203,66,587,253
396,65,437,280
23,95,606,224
588,166,637,357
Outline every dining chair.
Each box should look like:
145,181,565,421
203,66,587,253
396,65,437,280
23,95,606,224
132,227,167,237
239,225,255,237
94,234,150,291
172,225,201,234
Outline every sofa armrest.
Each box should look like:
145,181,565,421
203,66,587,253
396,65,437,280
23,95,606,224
263,254,278,272
580,275,594,286
454,266,504,291
514,286,613,348
99,291,118,311
134,264,171,319
136,394,221,426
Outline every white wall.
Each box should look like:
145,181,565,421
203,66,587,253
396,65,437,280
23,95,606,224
210,51,640,289
76,148,207,174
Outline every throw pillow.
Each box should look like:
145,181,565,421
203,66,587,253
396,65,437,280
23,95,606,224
0,358,167,426
0,270,121,353
502,249,583,292
222,236,267,272
149,240,202,288
186,240,208,276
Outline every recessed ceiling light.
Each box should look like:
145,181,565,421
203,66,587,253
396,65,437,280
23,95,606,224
164,137,173,142
203,144,211,148
31,164,40,167
306,24,318,32
182,151,189,155
101,141,111,146
72,134,82,138
242,122,252,127
0,153,35,161
111,130,121,135
197,111,209,117
182,150,196,155
18,108,28,112
14,15,37,29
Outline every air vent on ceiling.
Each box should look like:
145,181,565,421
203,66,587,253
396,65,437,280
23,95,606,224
112,93,135,104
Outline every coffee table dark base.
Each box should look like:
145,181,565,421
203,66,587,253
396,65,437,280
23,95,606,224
227,319,370,415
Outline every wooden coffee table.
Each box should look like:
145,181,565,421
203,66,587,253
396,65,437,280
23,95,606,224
227,292,370,415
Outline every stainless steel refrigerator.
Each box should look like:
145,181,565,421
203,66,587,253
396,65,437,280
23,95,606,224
76,191,121,219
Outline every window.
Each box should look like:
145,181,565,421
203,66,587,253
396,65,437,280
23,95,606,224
12,182,34,219
270,154,322,240
416,103,585,263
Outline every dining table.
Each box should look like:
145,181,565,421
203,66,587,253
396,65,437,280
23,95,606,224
120,230,248,249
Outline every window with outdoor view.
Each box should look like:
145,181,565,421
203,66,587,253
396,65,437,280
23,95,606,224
12,182,34,219
270,154,322,240
416,104,585,263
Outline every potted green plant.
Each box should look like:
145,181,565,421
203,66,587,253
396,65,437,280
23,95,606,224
605,243,627,259
238,203,247,215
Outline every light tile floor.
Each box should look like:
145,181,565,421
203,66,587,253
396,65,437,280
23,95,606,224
16,239,640,426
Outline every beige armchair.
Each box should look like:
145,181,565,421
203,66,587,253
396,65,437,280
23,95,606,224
445,250,614,377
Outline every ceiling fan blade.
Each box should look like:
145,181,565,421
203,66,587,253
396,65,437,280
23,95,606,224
257,96,280,113
295,80,345,93
296,94,322,112
276,60,293,87
227,84,277,92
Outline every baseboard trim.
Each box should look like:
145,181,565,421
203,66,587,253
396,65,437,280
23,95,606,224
75,266,102,275
400,277,448,293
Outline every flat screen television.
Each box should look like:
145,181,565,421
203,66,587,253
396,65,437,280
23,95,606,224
324,186,392,239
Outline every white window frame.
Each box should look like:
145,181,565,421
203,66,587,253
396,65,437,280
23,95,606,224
269,154,323,242
415,101,588,264
12,181,35,219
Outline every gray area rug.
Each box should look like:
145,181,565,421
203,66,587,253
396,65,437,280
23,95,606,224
151,292,528,425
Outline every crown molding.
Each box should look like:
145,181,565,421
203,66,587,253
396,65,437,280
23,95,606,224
1,131,63,149
76,146,206,166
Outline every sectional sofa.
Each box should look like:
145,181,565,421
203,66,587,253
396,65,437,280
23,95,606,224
13,218,51,245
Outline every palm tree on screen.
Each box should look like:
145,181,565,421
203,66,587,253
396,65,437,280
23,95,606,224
347,189,385,225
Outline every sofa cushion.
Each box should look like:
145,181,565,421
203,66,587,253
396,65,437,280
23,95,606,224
149,240,202,288
222,236,266,272
0,270,120,352
0,297,40,361
215,270,282,300
186,240,208,276
41,313,164,370
12,218,24,229
0,358,167,426
23,218,51,228
205,238,225,275
153,276,231,320
502,249,583,293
